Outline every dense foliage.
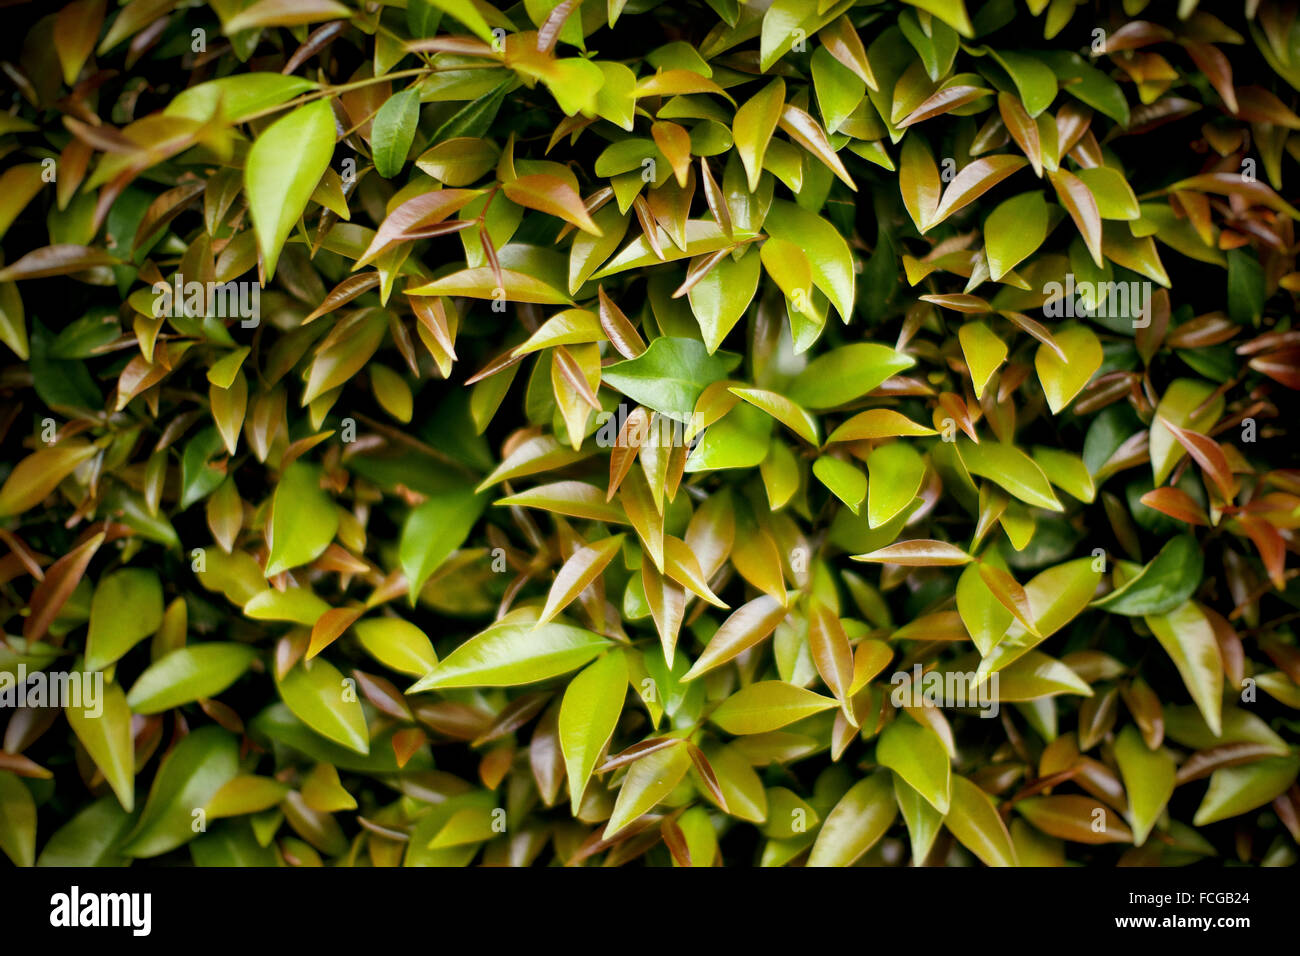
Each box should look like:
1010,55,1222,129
1,0,1299,868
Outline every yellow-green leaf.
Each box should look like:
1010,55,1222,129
710,680,837,735
265,462,339,577
877,717,951,813
560,650,627,813
276,657,370,755
733,78,785,192
1034,322,1102,414
66,679,135,813
1114,725,1175,846
245,99,336,279
409,613,610,691
945,774,1018,866
807,770,898,866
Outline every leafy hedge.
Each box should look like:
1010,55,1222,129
1,0,1299,868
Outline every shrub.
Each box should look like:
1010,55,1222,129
0,0,1298,868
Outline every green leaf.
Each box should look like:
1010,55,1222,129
417,137,499,187
763,200,856,322
957,557,1014,656
733,78,785,192
425,0,496,44
760,237,815,316
191,821,280,867
944,774,1018,866
265,462,339,577
126,643,258,714
1093,535,1202,616
958,322,1007,400
252,704,420,775
899,136,940,230
67,678,136,811
0,442,98,520
866,442,926,528
703,745,768,822
541,59,605,117
164,74,317,124
207,776,292,818
1037,51,1129,125
984,192,1048,280
1034,322,1102,414
1032,447,1095,503
495,481,629,524
593,221,732,278
1193,755,1300,826
987,48,1058,116
122,726,239,858
399,482,486,602
570,206,630,295
276,657,370,755
180,427,226,509
687,247,762,352
0,771,36,867
996,651,1093,700
84,568,164,672
1114,725,1175,846
407,0,444,36
760,0,811,72
37,795,135,867
244,587,329,625
433,79,513,141
602,337,741,422
408,613,611,691
353,618,437,676
594,61,637,130
1227,247,1266,325
245,99,335,278
0,277,26,361
426,805,498,849
807,770,898,866
603,739,692,838
731,386,820,445
761,438,800,509
762,786,819,839
977,557,1103,677
560,650,628,813
1146,601,1223,738
709,680,837,735
222,0,351,32
894,775,944,864
813,456,866,513
787,344,915,409
371,89,421,178
876,717,951,813
685,402,772,472
958,440,1062,512
812,45,866,133
1074,166,1140,220
1165,705,1288,754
